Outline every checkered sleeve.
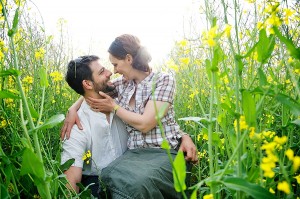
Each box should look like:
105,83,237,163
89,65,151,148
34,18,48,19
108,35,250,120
150,73,175,103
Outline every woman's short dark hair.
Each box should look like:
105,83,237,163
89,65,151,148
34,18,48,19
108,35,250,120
65,55,99,95
108,34,152,72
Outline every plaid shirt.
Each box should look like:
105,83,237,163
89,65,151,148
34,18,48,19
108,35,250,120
112,72,180,149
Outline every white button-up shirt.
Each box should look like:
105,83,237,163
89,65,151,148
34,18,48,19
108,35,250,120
61,100,128,175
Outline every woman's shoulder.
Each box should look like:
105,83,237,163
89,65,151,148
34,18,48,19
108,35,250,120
153,71,175,83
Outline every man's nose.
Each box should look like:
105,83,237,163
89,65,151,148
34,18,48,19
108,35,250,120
105,69,112,77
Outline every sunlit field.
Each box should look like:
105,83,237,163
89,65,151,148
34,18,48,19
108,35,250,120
0,0,299,198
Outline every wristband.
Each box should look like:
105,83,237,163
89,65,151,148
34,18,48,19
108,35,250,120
113,105,120,114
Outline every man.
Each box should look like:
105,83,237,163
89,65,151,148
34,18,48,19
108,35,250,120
61,55,128,197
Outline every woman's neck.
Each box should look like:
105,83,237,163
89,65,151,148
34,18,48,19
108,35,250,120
131,70,150,84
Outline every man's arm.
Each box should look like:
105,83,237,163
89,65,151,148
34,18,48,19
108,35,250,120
64,166,83,193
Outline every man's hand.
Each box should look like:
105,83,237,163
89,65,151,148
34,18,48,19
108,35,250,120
179,135,198,163
60,109,82,140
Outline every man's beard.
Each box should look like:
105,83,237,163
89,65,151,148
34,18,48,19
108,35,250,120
102,85,115,93
93,82,115,94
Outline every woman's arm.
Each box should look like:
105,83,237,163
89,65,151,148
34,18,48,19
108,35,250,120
87,92,169,133
60,96,84,140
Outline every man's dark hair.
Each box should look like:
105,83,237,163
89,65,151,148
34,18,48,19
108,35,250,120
65,55,99,95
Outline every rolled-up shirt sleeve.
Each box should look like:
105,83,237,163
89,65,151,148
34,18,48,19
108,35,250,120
61,127,87,168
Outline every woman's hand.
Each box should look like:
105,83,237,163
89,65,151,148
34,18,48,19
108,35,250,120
179,135,198,163
60,108,82,140
86,92,116,113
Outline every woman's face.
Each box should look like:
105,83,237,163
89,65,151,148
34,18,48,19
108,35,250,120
109,53,132,80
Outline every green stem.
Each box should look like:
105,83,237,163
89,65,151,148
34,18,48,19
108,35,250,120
217,130,248,181
208,70,216,197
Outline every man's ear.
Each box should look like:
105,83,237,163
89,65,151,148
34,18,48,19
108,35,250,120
82,80,93,90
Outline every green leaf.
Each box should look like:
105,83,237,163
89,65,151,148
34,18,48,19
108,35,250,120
220,103,235,116
275,93,300,116
190,188,197,199
242,90,256,127
235,55,244,75
173,151,186,192
258,67,268,87
8,7,19,37
20,148,45,180
0,184,10,199
220,177,276,199
205,59,212,82
291,119,300,126
158,103,169,119
273,27,300,60
28,98,39,119
60,158,75,172
256,29,275,63
0,69,20,77
161,139,170,150
35,114,65,131
211,45,224,71
0,90,20,99
39,67,49,87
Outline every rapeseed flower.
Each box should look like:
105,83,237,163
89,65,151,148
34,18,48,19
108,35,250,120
50,71,63,82
203,194,213,199
293,156,300,171
294,174,300,184
35,48,45,59
285,149,294,161
277,181,290,194
234,115,248,132
224,24,232,38
82,150,92,164
22,76,33,84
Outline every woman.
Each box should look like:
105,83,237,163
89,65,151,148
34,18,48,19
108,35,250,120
61,34,197,198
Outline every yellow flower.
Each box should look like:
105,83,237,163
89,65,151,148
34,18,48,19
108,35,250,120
178,39,188,47
22,76,33,84
294,174,300,184
273,135,287,144
277,181,290,194
224,24,232,38
293,156,300,171
82,150,92,164
257,22,264,30
234,115,248,132
0,120,7,128
269,188,275,194
207,38,216,47
50,71,63,82
179,57,190,65
203,194,213,199
35,48,46,59
285,149,294,161
266,14,281,27
249,127,255,138
202,133,208,141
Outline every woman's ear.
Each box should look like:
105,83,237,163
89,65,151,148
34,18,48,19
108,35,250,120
82,80,93,90
126,54,133,63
